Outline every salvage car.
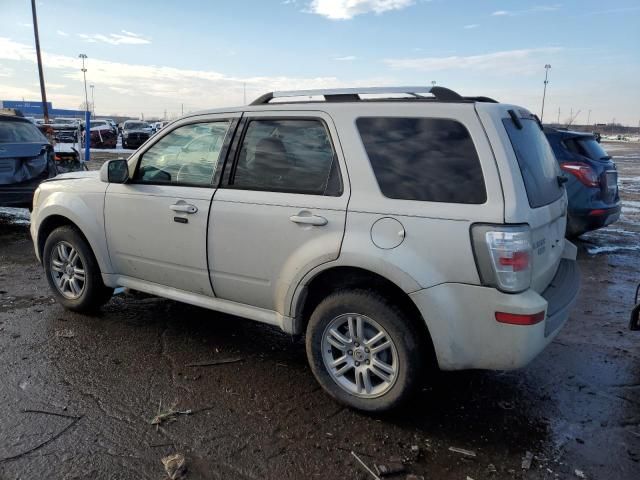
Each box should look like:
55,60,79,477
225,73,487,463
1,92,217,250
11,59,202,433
31,86,580,411
87,120,118,149
545,128,620,237
121,120,152,149
0,112,57,208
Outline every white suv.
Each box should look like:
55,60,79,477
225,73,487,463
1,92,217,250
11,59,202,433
30,87,580,411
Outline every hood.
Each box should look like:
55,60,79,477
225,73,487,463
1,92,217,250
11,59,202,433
43,170,99,183
0,142,50,159
124,129,150,134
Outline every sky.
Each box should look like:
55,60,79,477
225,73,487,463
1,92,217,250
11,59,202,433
1,0,639,125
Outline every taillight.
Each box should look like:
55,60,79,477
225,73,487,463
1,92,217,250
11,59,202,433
560,162,599,187
471,224,532,293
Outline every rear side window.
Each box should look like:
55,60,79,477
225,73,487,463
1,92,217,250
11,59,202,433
356,117,486,204
502,118,562,208
231,119,341,196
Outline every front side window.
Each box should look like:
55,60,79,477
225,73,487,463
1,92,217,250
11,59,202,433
231,119,341,195
134,121,230,186
356,117,487,204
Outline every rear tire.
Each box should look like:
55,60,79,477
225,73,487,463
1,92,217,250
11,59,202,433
306,289,424,412
43,226,113,312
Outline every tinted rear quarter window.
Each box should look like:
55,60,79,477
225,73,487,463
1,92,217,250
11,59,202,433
356,117,486,204
502,118,562,208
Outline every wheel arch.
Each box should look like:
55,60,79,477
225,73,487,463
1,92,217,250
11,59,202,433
36,209,113,274
292,266,436,361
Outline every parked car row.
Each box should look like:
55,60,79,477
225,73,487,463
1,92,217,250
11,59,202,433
30,86,583,412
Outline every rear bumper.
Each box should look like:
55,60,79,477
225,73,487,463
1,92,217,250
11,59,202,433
568,204,621,235
0,180,42,207
410,258,580,371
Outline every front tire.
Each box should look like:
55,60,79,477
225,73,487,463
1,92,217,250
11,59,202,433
43,226,113,312
306,289,424,412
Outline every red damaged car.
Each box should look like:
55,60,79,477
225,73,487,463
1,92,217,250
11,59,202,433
87,120,118,149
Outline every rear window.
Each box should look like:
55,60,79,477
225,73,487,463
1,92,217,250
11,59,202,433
564,137,610,160
502,118,562,208
0,119,47,143
356,117,486,204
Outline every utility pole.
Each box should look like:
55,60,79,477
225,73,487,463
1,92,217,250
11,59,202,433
586,109,591,127
78,54,89,113
164,109,167,121
181,103,184,116
90,84,95,118
431,80,436,86
243,82,246,105
31,0,49,123
557,107,560,125
540,64,551,122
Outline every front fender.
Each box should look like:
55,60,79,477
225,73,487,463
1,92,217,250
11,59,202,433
33,190,112,273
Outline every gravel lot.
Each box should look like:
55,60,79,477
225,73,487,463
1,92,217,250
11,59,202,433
0,142,638,479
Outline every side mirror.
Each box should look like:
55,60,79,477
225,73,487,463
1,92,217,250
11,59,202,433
100,158,130,183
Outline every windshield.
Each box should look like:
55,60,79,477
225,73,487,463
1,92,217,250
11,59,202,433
0,119,48,143
502,117,563,208
91,121,109,128
125,122,149,130
54,118,77,125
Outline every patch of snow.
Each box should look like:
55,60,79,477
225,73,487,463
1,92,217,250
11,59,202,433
0,207,30,225
586,244,640,255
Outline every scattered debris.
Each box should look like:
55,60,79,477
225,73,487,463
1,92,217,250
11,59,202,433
161,453,187,480
521,451,534,470
151,401,192,426
574,469,586,479
374,461,406,477
486,463,497,474
0,412,82,464
351,451,381,480
497,400,515,410
55,329,76,339
448,446,477,458
406,475,425,480
185,357,244,367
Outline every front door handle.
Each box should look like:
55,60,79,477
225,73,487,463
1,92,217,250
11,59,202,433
290,213,327,226
170,203,198,214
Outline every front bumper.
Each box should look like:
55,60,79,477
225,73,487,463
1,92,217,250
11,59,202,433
410,258,580,371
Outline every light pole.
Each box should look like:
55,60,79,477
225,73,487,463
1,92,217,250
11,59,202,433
30,0,49,123
431,80,436,86
540,64,551,122
90,84,95,118
586,109,591,127
78,54,89,113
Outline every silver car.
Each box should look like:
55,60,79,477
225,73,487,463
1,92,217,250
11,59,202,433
30,86,580,411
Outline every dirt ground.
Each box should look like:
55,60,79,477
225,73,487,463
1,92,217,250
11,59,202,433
0,142,638,480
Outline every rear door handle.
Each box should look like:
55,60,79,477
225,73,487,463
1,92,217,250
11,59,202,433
170,203,198,214
290,213,327,226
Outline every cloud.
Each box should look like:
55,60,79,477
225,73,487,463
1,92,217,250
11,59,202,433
491,4,561,17
308,0,414,20
335,55,357,61
0,37,355,115
463,24,479,29
56,30,69,37
77,31,151,45
384,48,563,74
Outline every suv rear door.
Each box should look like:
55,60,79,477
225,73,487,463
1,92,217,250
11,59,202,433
208,111,348,314
477,104,568,293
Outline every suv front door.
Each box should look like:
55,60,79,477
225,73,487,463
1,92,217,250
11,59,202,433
208,112,348,314
104,114,239,295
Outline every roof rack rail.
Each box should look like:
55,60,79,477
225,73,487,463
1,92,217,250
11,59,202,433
249,86,465,105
